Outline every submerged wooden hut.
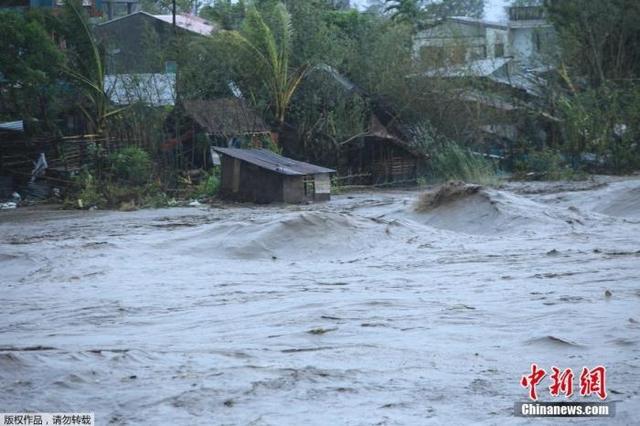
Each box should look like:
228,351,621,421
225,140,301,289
214,148,335,204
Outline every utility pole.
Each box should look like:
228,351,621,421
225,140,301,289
172,0,177,32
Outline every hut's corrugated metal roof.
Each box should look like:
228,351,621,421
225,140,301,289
214,148,335,176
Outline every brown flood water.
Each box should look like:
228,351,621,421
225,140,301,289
1,177,639,424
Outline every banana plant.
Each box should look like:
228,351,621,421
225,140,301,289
61,0,127,134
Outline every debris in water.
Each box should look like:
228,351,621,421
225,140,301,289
0,202,17,210
119,201,137,212
307,327,337,335
605,289,613,297
415,181,482,212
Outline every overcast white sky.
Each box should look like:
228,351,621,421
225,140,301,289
352,0,510,22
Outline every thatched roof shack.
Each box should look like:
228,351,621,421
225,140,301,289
305,65,428,185
214,148,335,204
183,99,270,139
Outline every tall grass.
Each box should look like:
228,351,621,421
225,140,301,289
428,142,498,185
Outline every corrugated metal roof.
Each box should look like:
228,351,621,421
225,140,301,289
214,148,335,176
449,16,509,30
154,14,216,36
421,57,512,78
0,120,24,133
105,73,176,106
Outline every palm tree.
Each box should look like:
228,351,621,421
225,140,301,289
221,3,308,131
61,0,125,134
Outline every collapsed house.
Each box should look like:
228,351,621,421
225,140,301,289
0,120,112,200
341,102,429,186
214,148,335,204
293,65,428,186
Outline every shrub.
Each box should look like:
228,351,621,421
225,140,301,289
514,149,580,180
72,171,106,209
195,171,220,198
109,146,153,186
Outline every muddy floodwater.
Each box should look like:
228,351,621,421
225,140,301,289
1,177,640,425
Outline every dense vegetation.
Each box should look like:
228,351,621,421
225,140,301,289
1,0,639,207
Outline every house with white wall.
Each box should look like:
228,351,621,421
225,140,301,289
410,6,558,153
507,6,554,65
413,17,509,67
413,6,554,68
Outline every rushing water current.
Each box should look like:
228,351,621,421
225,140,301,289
1,177,639,425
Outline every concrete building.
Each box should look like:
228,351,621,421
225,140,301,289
413,6,554,68
413,17,509,67
507,6,555,65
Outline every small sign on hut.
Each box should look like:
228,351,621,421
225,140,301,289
214,148,335,204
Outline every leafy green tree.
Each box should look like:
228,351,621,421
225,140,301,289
0,10,64,128
200,0,246,30
140,0,196,14
547,0,640,85
384,0,484,30
431,0,484,18
546,1,640,172
384,0,423,24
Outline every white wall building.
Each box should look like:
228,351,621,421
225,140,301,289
413,6,554,68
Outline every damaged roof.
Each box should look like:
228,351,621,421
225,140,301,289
420,57,512,78
214,148,335,176
184,99,269,137
448,16,509,30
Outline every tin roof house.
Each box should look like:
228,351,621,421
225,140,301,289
214,148,335,204
97,11,216,74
